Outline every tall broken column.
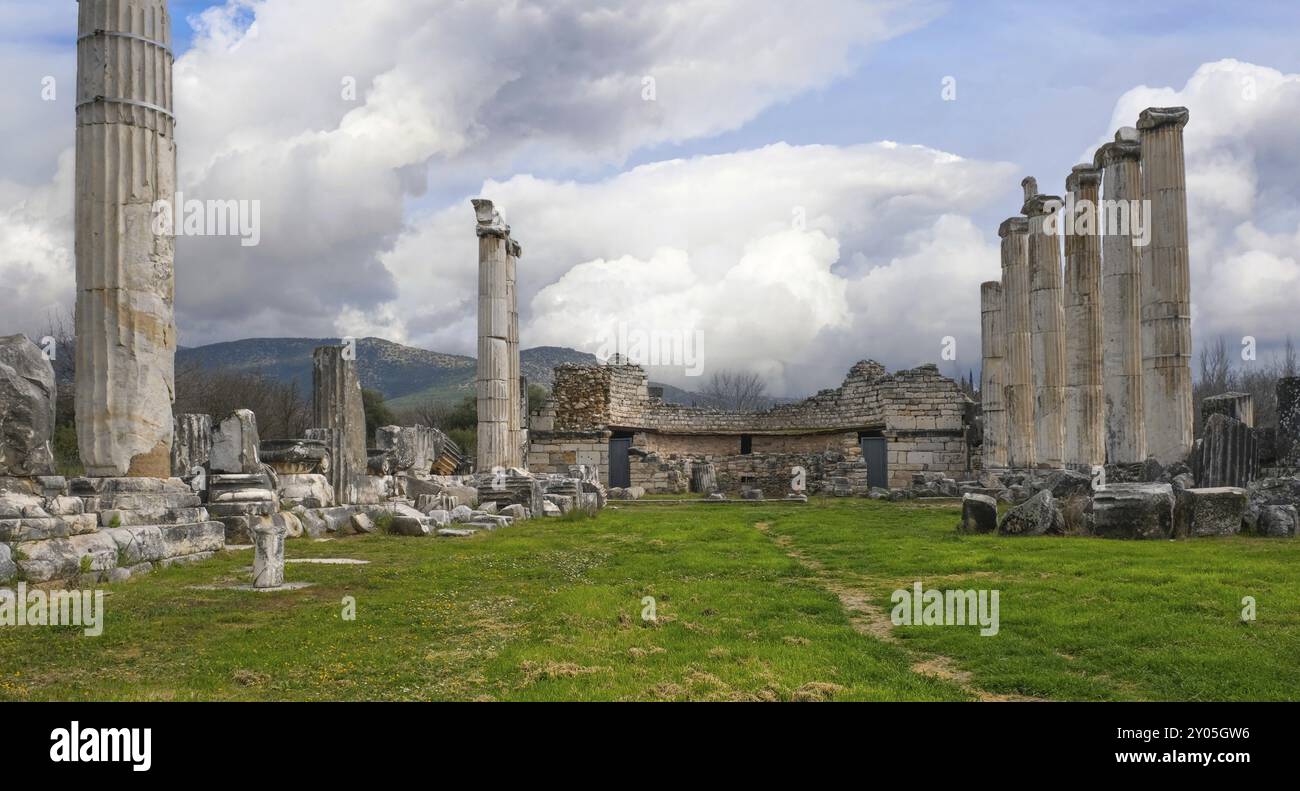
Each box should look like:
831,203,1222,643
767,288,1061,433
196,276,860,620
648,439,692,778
74,0,177,477
1095,129,1146,464
1062,165,1105,468
999,217,1035,468
474,199,512,472
980,281,1008,468
1138,107,1194,465
312,345,366,505
1022,178,1066,468
506,236,524,469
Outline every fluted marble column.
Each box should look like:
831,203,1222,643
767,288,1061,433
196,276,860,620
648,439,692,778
1063,165,1105,468
999,217,1035,468
1022,178,1066,468
1095,129,1147,464
506,237,523,468
980,281,1008,468
74,0,177,477
475,199,512,472
312,345,366,505
1138,107,1194,465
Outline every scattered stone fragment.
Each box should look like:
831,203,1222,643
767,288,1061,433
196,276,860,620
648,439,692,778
997,490,1063,536
959,493,998,534
1092,483,1174,540
1257,505,1297,537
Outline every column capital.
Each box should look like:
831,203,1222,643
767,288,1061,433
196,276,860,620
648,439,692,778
1137,106,1189,131
508,238,523,258
998,216,1029,237
1071,163,1102,187
981,280,1004,297
1022,193,1062,218
1095,139,1141,169
472,198,510,239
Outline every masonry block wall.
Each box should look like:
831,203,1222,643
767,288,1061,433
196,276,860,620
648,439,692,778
528,360,972,491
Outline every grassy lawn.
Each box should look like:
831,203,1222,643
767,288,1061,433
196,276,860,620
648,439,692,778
1,498,1296,701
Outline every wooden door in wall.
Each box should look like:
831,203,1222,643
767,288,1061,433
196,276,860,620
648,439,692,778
609,437,632,488
861,436,888,489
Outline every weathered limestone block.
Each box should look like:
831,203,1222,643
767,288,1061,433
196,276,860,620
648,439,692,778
252,517,287,588
1201,392,1254,428
1096,131,1146,464
1180,487,1247,537
12,531,119,583
277,473,334,509
0,335,57,477
959,493,998,534
171,414,212,477
1257,505,1297,537
1093,483,1174,540
0,513,99,543
210,410,262,474
998,490,1062,536
1194,413,1258,489
0,543,15,583
1138,107,1194,465
74,0,177,478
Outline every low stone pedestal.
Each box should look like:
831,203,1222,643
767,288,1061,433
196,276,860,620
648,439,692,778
252,518,288,588
207,472,279,543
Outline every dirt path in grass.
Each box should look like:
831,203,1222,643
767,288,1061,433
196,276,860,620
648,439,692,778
753,522,1042,702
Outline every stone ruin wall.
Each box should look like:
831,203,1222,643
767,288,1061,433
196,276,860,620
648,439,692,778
529,360,971,491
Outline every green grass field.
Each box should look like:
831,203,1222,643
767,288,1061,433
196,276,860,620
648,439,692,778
2,498,1297,701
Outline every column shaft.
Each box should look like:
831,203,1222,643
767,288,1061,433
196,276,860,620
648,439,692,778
1097,132,1147,464
1138,107,1194,465
981,281,1008,468
1063,166,1105,468
74,0,177,477
474,200,513,472
1023,180,1066,468
999,217,1035,468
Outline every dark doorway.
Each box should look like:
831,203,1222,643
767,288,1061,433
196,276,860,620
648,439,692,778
860,434,888,489
740,435,753,455
609,437,632,488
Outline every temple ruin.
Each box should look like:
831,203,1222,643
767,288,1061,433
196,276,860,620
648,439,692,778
982,107,1198,475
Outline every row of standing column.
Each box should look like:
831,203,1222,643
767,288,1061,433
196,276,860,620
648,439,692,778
982,107,1193,470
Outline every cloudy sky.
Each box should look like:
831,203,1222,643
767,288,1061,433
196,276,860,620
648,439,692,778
2,0,1299,396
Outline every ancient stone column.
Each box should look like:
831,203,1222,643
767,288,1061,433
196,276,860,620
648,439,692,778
506,237,523,469
1022,178,1066,468
312,345,366,504
74,0,177,477
999,217,1035,468
1279,376,1300,464
1095,129,1146,464
1062,165,1105,468
1138,107,1194,465
474,199,512,472
980,281,1008,468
